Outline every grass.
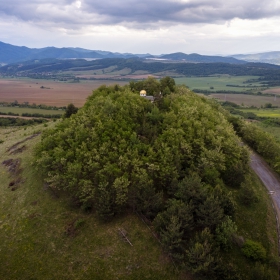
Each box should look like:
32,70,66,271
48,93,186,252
240,108,280,118
211,93,280,107
221,170,279,278
0,106,64,116
255,123,280,142
175,75,265,92
0,123,183,280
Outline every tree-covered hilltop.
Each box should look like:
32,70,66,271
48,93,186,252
35,79,276,279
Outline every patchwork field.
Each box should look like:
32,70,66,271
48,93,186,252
0,78,127,107
211,93,280,107
175,76,265,92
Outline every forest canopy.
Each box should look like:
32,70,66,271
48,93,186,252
35,79,252,278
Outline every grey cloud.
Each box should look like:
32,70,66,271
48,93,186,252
1,0,280,29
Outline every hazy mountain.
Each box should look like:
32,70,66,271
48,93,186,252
157,52,246,64
0,41,138,64
2,41,274,65
231,52,280,65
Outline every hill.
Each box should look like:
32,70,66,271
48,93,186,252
0,41,246,64
32,80,278,279
232,51,280,65
0,123,181,279
0,79,278,279
158,52,245,64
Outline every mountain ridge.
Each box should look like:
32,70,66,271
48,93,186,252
0,41,246,65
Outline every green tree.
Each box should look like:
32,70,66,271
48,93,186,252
160,76,175,95
186,228,218,276
215,216,237,250
64,103,78,118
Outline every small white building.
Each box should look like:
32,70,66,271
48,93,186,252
140,90,147,96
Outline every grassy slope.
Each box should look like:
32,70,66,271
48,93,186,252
0,122,278,279
0,123,183,280
227,171,278,276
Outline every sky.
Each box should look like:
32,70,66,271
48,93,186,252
0,0,280,55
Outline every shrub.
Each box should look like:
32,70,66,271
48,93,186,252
242,240,266,261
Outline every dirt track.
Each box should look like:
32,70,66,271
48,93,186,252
250,152,280,253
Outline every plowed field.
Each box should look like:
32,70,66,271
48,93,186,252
0,79,126,107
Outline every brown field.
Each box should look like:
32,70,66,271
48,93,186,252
76,74,159,80
0,78,127,107
263,87,280,95
210,93,280,107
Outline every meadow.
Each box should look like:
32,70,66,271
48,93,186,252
174,75,266,92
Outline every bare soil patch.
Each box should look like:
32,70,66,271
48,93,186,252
2,158,21,174
2,158,24,191
7,133,40,153
10,145,27,155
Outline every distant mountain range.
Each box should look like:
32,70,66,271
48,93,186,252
231,52,280,65
0,41,279,65
0,41,244,65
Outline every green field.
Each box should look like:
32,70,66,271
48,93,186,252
211,93,280,107
0,106,64,116
240,108,280,118
256,123,280,142
175,76,266,92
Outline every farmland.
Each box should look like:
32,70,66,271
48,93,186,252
0,106,64,116
239,108,280,118
175,75,266,92
0,78,127,107
211,93,280,107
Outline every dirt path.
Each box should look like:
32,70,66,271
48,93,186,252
250,152,280,255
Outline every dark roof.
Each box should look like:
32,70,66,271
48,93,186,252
144,96,154,101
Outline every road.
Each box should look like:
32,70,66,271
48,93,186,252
250,152,280,254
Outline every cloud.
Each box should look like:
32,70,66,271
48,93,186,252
1,0,280,31
1,0,280,55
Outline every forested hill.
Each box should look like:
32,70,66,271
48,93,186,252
34,78,277,278
1,57,280,79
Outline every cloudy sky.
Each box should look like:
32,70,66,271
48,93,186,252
0,0,280,55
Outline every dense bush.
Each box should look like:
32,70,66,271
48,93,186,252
228,115,280,174
242,239,266,261
0,117,46,126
